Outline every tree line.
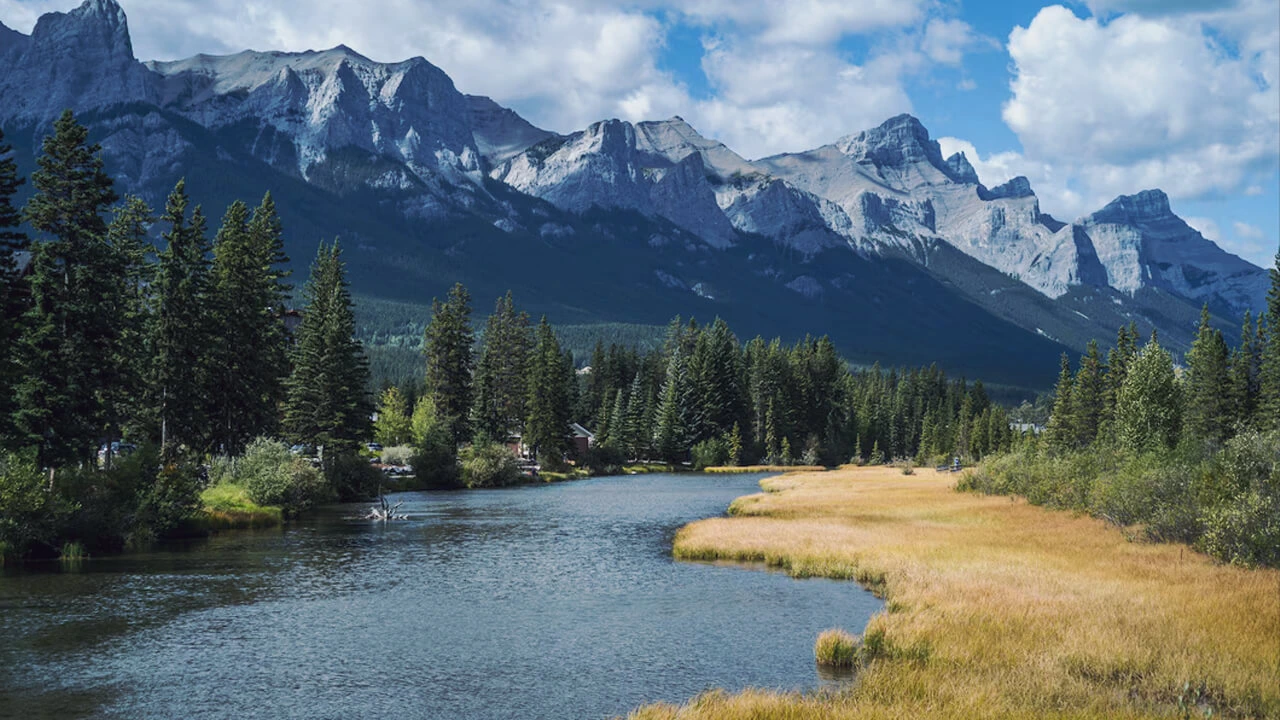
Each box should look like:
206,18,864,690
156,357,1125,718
375,282,1015,484
964,258,1280,567
0,112,374,557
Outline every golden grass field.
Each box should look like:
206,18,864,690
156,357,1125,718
629,466,1280,720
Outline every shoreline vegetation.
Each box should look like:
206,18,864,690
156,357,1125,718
630,466,1280,720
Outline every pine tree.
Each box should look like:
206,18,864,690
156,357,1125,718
148,180,214,457
1044,353,1075,452
374,386,412,447
1101,323,1138,433
0,128,28,445
1227,310,1258,429
15,111,120,466
524,317,571,461
282,241,371,459
424,283,474,446
1259,250,1280,429
654,343,691,463
1183,305,1231,445
1069,340,1105,448
101,196,154,455
206,193,291,455
727,422,743,467
1115,336,1182,453
471,292,532,442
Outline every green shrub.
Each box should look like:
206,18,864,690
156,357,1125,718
380,445,414,466
327,453,382,501
582,443,627,476
411,424,459,489
227,438,333,514
1198,491,1280,568
0,450,70,559
460,442,521,488
691,437,729,471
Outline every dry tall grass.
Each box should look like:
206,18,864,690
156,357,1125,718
630,466,1280,719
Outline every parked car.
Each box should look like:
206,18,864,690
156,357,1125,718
366,442,383,453
97,441,138,466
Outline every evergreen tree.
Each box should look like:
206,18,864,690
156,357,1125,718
1227,310,1259,429
0,128,28,445
1115,337,1182,453
654,343,691,462
1101,323,1139,432
524,317,571,461
424,283,474,446
1044,354,1074,452
1068,340,1105,448
101,196,154,456
374,386,412,447
1259,250,1280,429
1183,305,1231,445
148,180,214,457
282,241,371,460
727,421,743,466
471,292,532,441
15,111,119,466
206,193,291,455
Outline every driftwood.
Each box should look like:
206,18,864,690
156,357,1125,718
365,495,407,521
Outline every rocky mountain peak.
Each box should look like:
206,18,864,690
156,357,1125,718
979,176,1035,200
31,0,132,61
944,151,979,184
835,113,975,185
1091,189,1174,225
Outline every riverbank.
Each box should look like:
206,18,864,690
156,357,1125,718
632,466,1280,719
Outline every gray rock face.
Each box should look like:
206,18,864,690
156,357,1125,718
466,94,557,169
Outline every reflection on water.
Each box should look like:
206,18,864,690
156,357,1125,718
1,473,880,719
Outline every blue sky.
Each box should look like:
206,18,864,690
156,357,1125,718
2,0,1277,267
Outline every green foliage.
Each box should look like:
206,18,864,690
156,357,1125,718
283,241,371,458
0,128,29,444
226,437,330,515
524,317,573,461
410,393,459,488
374,386,412,447
1184,306,1232,446
0,450,70,559
423,283,475,445
691,437,730,471
471,292,532,441
325,452,383,502
1115,337,1182,453
1259,250,1280,428
459,442,521,488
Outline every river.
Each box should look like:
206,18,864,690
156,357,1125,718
0,473,881,719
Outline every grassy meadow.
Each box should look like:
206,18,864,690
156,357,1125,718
630,466,1280,719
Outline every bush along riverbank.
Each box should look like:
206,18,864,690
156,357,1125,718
633,466,1279,720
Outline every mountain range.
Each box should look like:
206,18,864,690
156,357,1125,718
0,0,1269,388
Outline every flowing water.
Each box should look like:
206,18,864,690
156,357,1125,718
0,473,881,719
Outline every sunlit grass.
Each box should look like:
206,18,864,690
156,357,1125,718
198,483,282,530
631,466,1280,719
814,629,859,668
701,465,826,474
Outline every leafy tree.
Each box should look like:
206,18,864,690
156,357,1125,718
14,110,119,467
424,283,474,446
471,292,531,441
1115,336,1182,453
1183,305,1231,445
282,241,371,464
374,386,412,447
148,180,214,457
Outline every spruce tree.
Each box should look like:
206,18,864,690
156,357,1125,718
101,196,155,454
524,317,571,461
1183,305,1231,445
1044,354,1075,452
1069,340,1105,448
471,292,532,442
148,180,214,457
282,241,371,460
1259,250,1280,429
1226,310,1258,429
424,283,474,446
654,343,691,463
1101,323,1138,432
0,128,28,445
207,195,291,455
15,111,119,466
